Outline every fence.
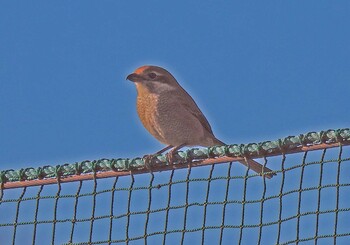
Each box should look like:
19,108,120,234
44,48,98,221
0,128,349,244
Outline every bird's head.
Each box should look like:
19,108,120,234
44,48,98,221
126,65,179,93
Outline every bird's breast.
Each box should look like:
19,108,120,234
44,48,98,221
136,86,166,143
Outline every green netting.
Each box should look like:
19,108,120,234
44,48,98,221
0,129,350,244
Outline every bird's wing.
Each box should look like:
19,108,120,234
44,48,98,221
177,88,214,135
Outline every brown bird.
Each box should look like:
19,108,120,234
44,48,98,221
127,65,275,178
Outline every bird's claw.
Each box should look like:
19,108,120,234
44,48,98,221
143,154,155,171
166,151,176,166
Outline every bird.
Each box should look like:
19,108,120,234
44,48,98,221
126,65,275,178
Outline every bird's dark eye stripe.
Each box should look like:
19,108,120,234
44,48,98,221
148,72,157,79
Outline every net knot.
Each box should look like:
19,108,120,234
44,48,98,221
109,159,118,171
226,144,241,157
283,136,303,150
335,128,349,143
276,139,287,153
18,168,27,181
259,141,278,155
239,144,250,157
301,132,322,146
54,165,64,178
340,128,350,142
319,130,328,143
188,148,207,161
130,157,144,169
207,145,227,158
242,143,259,158
60,164,76,176
95,159,111,172
73,162,83,175
24,167,40,180
207,147,215,158
0,171,7,183
110,158,128,170
90,161,98,172
213,145,228,157
35,167,45,179
80,160,93,173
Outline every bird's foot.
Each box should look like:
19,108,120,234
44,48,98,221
166,144,187,166
142,154,155,171
166,150,177,166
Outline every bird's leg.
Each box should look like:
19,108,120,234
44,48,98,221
155,145,174,155
143,145,173,170
167,144,187,165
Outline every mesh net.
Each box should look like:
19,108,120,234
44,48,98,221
0,129,350,244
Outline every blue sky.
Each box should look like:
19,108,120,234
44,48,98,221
0,1,349,244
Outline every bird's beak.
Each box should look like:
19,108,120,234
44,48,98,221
126,73,142,82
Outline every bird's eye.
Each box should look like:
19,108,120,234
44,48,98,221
148,72,157,79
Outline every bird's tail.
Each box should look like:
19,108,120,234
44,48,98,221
211,137,276,179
